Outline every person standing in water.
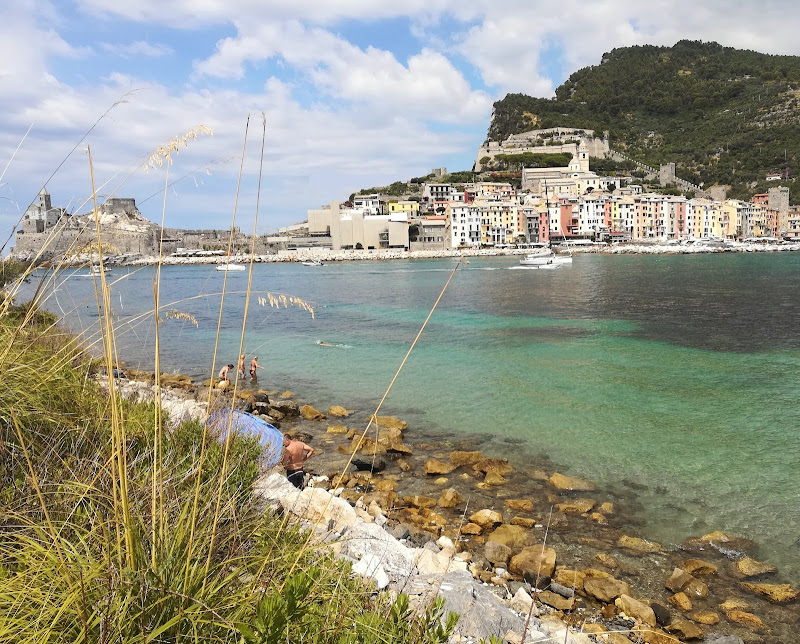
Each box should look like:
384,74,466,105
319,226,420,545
281,434,314,489
237,354,246,380
249,356,264,383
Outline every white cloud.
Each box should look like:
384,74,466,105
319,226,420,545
196,20,492,124
100,41,173,58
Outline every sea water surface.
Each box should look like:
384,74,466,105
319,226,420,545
28,253,800,580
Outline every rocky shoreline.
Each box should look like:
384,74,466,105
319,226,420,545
109,372,798,643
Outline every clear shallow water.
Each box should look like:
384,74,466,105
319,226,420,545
25,253,800,580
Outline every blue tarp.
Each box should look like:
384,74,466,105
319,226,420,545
207,410,283,467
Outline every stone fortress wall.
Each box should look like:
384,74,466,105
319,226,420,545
475,128,611,172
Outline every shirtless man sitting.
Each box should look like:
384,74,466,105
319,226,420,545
281,435,314,489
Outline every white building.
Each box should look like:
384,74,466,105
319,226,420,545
449,204,481,247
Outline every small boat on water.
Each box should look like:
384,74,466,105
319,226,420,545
89,264,111,275
302,259,324,267
215,263,246,272
519,251,572,267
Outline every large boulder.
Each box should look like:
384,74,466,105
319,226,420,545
509,545,557,579
475,458,513,476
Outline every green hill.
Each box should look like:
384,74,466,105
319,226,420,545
488,40,800,200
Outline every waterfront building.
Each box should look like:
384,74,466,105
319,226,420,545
307,201,409,250
521,207,550,244
449,204,481,247
409,215,448,250
609,195,635,238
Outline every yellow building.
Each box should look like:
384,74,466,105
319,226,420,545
387,201,420,215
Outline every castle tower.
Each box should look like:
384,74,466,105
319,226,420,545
35,187,52,211
578,139,590,173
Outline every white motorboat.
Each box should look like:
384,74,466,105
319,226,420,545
215,263,246,272
301,260,324,267
89,264,111,275
519,251,572,267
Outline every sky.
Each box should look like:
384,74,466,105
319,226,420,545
2,0,800,241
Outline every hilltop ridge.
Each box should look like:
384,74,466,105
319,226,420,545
488,40,800,200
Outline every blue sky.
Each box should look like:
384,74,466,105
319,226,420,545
2,0,799,242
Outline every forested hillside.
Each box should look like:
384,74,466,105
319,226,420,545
489,40,800,200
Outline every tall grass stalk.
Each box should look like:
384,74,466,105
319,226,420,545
188,115,250,598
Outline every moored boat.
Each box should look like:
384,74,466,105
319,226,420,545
215,263,246,272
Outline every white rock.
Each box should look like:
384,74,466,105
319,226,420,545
436,535,455,551
341,522,416,583
283,486,359,532
509,587,534,614
351,553,390,590
414,548,452,575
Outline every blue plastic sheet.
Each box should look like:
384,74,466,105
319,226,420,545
207,410,283,467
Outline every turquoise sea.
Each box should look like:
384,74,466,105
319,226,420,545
26,253,800,581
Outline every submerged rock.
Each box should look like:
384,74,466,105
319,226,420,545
548,472,596,492
733,557,777,579
509,545,556,579
739,582,799,603
468,509,503,528
300,404,325,420
486,524,528,549
328,405,352,417
368,414,407,430
437,488,463,508
449,450,484,467
682,558,718,576
504,498,533,512
665,619,704,640
617,535,663,554
423,458,456,475
615,594,656,626
668,592,692,611
555,498,595,514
